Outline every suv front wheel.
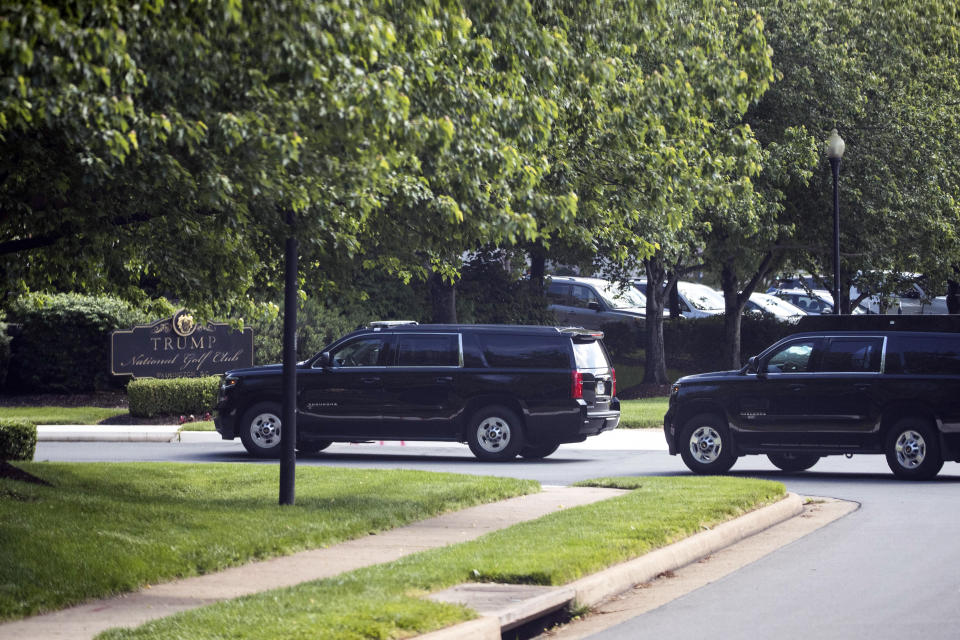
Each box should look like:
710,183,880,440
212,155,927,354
885,418,943,480
239,402,284,458
679,413,736,474
467,406,525,462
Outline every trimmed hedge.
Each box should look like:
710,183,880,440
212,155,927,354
5,293,148,393
0,419,37,461
664,314,797,372
128,376,220,418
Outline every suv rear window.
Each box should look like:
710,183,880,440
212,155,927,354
887,335,960,375
479,335,569,368
573,340,610,369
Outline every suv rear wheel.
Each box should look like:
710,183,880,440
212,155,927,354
885,418,943,480
239,402,283,458
467,406,524,462
679,413,736,474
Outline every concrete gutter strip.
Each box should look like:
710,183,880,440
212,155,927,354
419,493,804,640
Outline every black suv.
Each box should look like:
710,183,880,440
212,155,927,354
216,323,620,461
664,328,960,479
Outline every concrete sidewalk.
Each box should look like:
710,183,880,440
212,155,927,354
0,484,806,640
36,425,670,449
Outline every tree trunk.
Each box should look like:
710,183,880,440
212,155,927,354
642,258,669,384
720,264,743,369
429,272,457,323
528,242,547,291
948,279,960,315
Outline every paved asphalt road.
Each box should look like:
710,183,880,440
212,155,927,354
34,438,960,640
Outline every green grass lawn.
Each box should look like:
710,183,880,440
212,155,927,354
0,406,127,425
100,476,785,640
0,463,538,621
619,397,669,429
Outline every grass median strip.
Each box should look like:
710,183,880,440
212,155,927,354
100,476,785,640
0,406,128,425
0,463,538,621
618,397,668,429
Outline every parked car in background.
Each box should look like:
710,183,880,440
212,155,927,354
745,292,807,323
217,323,620,462
770,288,870,315
546,276,646,331
632,279,726,318
664,324,960,480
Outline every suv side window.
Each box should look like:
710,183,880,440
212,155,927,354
546,283,572,305
821,337,883,373
329,336,389,367
480,335,570,368
888,336,960,374
396,334,460,367
765,339,820,373
570,285,599,309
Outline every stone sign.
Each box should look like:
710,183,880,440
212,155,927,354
111,309,253,378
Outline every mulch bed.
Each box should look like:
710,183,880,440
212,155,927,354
0,392,128,408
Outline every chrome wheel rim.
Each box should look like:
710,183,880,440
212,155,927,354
476,416,512,453
250,412,282,450
894,430,926,469
689,426,722,464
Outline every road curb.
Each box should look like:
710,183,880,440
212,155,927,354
36,425,180,442
417,492,804,640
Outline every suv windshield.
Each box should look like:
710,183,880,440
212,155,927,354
599,284,646,309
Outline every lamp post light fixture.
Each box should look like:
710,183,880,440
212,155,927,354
827,129,845,315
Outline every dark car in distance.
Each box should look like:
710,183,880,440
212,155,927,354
664,329,960,479
216,323,620,461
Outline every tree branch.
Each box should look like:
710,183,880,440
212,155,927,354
0,210,162,257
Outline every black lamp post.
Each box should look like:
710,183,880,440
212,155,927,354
827,129,845,315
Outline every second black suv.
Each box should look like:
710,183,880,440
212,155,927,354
216,323,620,461
665,328,960,479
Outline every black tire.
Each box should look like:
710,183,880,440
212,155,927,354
885,418,943,480
239,402,284,458
296,440,332,454
466,405,525,462
678,413,736,475
520,441,561,460
767,453,820,473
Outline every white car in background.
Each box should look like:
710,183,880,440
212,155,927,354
746,292,807,323
632,279,726,318
770,288,871,315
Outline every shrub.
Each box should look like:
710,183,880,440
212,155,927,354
6,293,148,393
128,376,220,418
664,314,796,372
456,251,556,325
0,311,10,390
0,419,37,461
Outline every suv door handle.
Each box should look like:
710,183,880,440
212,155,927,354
854,383,872,391
435,376,454,383
788,384,805,392
361,376,381,384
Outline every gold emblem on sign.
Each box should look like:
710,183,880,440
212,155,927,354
172,310,196,337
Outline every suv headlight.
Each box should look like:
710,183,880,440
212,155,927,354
220,376,239,391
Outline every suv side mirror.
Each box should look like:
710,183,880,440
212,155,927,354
747,356,764,377
588,301,602,312
317,352,332,368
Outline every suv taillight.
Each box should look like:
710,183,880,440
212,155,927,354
611,367,616,397
571,371,584,399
